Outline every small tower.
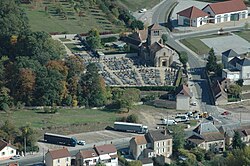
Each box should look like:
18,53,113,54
147,23,162,46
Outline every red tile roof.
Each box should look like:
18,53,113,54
177,6,209,19
94,144,117,155
79,149,98,159
203,0,247,15
47,148,71,160
0,140,17,151
133,135,147,145
148,23,161,30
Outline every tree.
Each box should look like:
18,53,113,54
127,160,142,166
232,131,246,149
167,125,185,154
130,20,144,30
0,120,18,143
126,114,138,123
161,34,168,45
206,48,217,72
190,147,205,162
179,51,188,69
226,146,250,166
79,63,107,107
236,79,244,87
19,124,37,153
116,88,140,112
96,163,106,166
228,84,242,99
86,28,102,50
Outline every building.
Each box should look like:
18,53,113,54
45,148,71,166
177,0,248,27
76,144,118,166
129,130,172,162
219,124,250,146
123,23,178,67
202,0,248,24
187,123,225,152
222,49,250,85
177,6,209,27
0,140,17,160
212,80,228,105
175,84,192,110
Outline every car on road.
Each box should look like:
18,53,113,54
10,155,20,160
207,116,213,121
77,140,86,146
191,102,197,106
139,8,147,13
221,111,231,115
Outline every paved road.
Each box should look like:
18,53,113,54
0,137,132,166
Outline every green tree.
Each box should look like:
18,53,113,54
161,34,168,45
0,120,18,143
79,63,107,107
228,84,242,99
179,51,188,69
190,147,205,162
206,48,217,72
19,124,37,153
236,79,244,87
86,28,102,50
226,146,250,166
96,163,106,166
126,114,138,123
117,88,140,112
167,125,185,154
130,20,144,30
127,160,142,166
232,131,246,149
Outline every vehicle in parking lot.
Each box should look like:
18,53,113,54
10,155,20,160
207,116,213,121
139,8,147,13
77,140,86,146
191,102,197,106
175,115,189,122
161,119,177,125
221,111,230,115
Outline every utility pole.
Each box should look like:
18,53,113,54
24,136,26,156
167,112,169,127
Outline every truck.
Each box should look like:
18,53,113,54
44,133,77,147
114,122,148,134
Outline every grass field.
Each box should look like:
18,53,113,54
64,43,82,53
180,34,221,55
0,108,120,134
22,1,121,34
118,0,163,11
234,30,250,43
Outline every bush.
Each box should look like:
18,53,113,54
1,103,10,112
205,151,215,160
126,114,138,123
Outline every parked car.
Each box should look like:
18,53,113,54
207,116,213,121
221,111,230,115
77,140,86,146
10,155,20,160
161,119,177,125
139,8,147,13
191,102,197,106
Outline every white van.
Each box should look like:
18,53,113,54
161,119,177,125
175,115,189,122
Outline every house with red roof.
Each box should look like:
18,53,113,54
177,6,209,27
45,148,71,166
177,0,248,27
0,140,17,160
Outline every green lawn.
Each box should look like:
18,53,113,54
0,108,119,132
64,43,81,53
22,2,121,34
180,34,221,55
118,0,163,11
234,30,250,43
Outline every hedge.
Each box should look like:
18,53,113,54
111,86,176,91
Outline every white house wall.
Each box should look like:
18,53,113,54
176,95,190,111
222,69,240,81
0,146,16,160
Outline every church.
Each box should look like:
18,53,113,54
122,23,177,67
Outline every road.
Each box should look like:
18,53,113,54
0,137,132,166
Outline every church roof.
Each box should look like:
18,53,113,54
150,42,165,53
222,49,238,58
177,6,208,19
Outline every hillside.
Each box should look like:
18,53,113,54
118,0,163,11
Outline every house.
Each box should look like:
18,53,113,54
175,84,192,110
187,123,225,152
129,130,173,162
212,80,228,105
219,124,250,146
0,139,17,160
76,144,118,166
202,0,248,24
122,23,178,67
177,0,248,27
222,49,250,85
177,6,209,27
45,148,71,166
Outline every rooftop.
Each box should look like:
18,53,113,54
94,144,117,155
133,135,147,145
193,122,219,135
203,0,247,15
177,6,209,19
148,130,172,142
47,148,71,160
0,139,16,151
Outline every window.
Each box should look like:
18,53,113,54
11,150,14,154
153,30,159,36
163,141,165,146
163,148,165,152
247,73,250,78
168,140,170,145
158,142,160,147
224,14,228,21
66,158,69,161
140,145,143,149
94,159,97,162
58,159,60,163
2,152,5,156
167,147,170,152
